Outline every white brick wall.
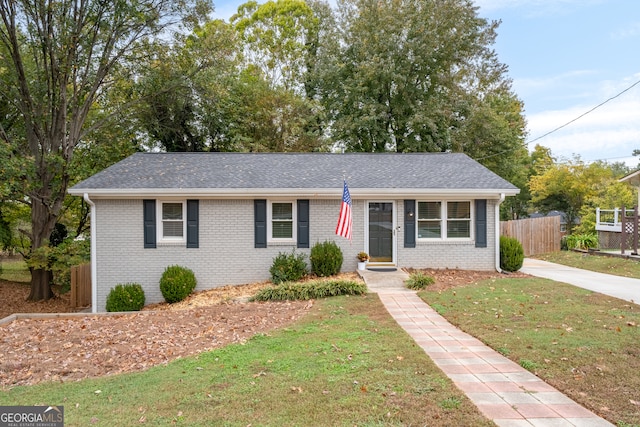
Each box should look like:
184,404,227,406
93,198,498,311
397,199,498,270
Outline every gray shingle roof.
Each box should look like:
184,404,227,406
69,152,519,195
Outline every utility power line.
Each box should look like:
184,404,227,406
525,78,640,146
474,77,640,162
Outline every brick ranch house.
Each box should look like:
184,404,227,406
68,152,520,312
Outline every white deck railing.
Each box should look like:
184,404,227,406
595,208,635,232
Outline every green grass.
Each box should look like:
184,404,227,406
0,295,493,427
534,250,640,279
419,277,640,426
0,258,30,283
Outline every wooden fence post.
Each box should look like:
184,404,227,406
70,263,91,308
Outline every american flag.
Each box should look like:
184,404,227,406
335,180,352,240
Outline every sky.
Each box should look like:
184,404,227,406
211,0,640,168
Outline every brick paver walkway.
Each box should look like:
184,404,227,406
361,270,614,427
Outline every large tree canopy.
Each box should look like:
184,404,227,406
315,0,523,155
0,0,210,300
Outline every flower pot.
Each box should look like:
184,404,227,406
357,261,366,271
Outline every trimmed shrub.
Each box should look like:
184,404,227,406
106,283,145,312
251,279,366,301
269,250,307,284
159,265,197,303
500,236,524,272
309,240,343,277
405,271,435,290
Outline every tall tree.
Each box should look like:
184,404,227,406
228,0,327,151
232,0,319,93
0,0,210,300
136,19,241,152
317,0,520,154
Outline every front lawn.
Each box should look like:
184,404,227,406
534,250,640,279
0,294,493,426
419,276,640,427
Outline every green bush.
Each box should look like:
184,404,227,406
560,235,568,251
405,271,435,290
159,265,197,303
566,233,598,250
106,283,145,312
500,236,524,272
309,240,343,277
26,237,90,293
269,250,307,284
251,279,366,301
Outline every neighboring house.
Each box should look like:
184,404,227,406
68,152,520,312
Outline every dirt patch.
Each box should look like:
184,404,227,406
0,300,312,388
0,280,75,319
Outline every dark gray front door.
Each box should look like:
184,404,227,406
368,202,393,262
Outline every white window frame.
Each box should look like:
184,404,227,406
417,200,473,241
157,200,186,244
267,200,296,243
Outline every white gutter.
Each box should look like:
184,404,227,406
83,193,98,314
495,193,505,273
69,187,520,199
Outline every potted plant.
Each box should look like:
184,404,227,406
357,252,369,271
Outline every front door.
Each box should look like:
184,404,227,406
368,202,394,263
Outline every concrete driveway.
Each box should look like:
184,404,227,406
521,258,640,304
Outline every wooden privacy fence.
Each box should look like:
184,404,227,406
70,263,91,308
500,216,561,256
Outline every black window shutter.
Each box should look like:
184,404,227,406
404,200,416,248
254,199,267,248
143,199,156,249
297,200,309,249
475,199,487,248
186,200,199,248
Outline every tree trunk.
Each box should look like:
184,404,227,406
28,268,55,301
27,195,57,302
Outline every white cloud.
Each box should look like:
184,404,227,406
610,21,640,40
514,70,597,98
526,93,640,166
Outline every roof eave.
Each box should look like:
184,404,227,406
69,187,520,199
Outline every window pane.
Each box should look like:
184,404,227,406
448,202,470,219
447,220,470,238
163,203,183,220
418,221,441,238
272,203,292,220
272,221,293,238
418,202,440,219
163,221,184,237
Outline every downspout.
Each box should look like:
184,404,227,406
83,193,98,314
495,193,505,273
